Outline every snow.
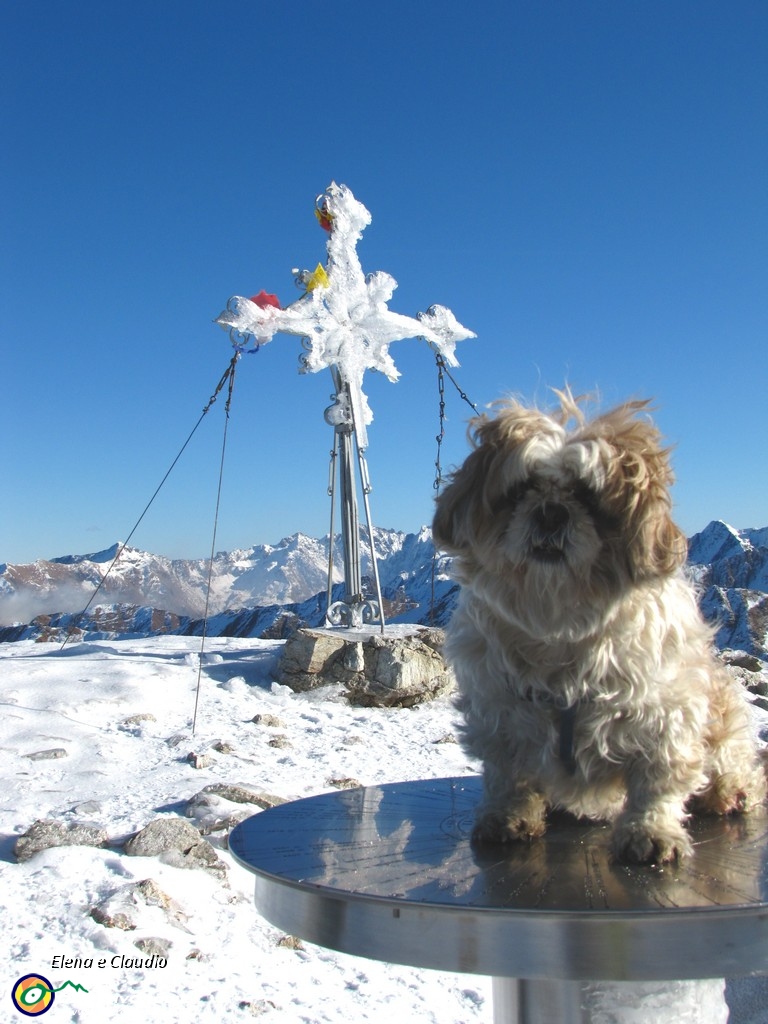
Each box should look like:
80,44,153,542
1,635,766,1023
0,636,490,1022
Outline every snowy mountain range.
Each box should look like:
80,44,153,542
0,527,453,640
1,521,767,659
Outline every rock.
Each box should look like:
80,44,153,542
134,878,181,910
213,741,235,754
184,792,252,835
199,812,252,837
91,878,188,932
721,650,765,673
124,818,203,857
71,800,102,815
201,783,286,808
414,626,446,654
239,999,279,1017
26,748,67,761
328,777,361,790
277,627,454,707
121,713,157,727
252,713,286,728
277,629,348,692
347,633,454,708
14,819,109,862
187,751,215,769
161,840,227,880
124,817,227,880
342,642,365,672
719,650,768,696
90,902,136,931
134,937,172,958
259,611,303,639
268,735,292,749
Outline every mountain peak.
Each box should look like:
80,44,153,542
49,542,123,566
687,521,750,566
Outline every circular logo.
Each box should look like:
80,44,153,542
11,975,55,1016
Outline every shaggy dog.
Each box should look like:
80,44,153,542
433,391,765,864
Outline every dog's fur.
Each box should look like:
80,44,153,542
433,391,766,863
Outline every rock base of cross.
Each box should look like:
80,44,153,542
276,625,453,708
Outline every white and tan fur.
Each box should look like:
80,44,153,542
433,391,765,864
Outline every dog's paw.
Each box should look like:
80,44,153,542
688,768,767,816
688,786,748,816
611,818,692,865
472,809,547,845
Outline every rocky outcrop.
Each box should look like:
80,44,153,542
277,626,453,707
686,523,768,663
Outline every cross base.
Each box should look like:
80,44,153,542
325,598,381,629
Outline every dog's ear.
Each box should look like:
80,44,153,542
593,404,687,580
433,416,498,553
631,505,688,579
433,401,558,553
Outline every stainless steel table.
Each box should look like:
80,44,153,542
229,776,768,1023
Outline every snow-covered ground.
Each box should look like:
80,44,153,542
0,637,490,1022
1,636,766,1022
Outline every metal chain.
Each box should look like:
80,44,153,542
430,351,478,624
433,355,447,497
431,350,478,499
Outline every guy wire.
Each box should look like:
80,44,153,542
60,353,240,651
192,355,238,735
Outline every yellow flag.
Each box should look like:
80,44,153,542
306,263,330,292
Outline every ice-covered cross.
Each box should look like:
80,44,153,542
216,182,475,449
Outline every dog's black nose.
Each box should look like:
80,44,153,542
535,502,570,532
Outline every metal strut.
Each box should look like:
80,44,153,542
323,367,384,631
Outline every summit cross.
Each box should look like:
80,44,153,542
216,182,475,627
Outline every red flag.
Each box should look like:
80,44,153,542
249,290,281,309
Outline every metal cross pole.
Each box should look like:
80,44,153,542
322,365,380,628
216,182,475,630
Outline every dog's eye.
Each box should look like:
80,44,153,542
573,483,602,515
573,483,620,529
502,481,529,506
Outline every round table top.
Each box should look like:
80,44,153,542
228,775,768,980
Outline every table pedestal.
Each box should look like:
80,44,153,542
229,777,767,1023
492,978,728,1024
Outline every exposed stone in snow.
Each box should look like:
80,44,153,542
14,819,109,861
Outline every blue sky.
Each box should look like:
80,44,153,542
2,1,766,564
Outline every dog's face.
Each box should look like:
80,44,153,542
433,391,687,637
